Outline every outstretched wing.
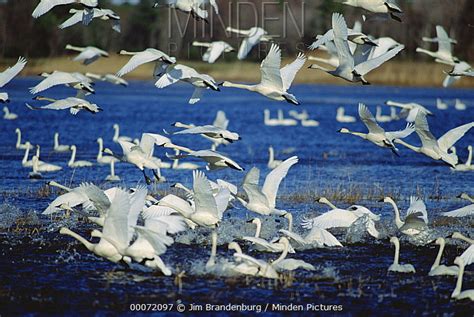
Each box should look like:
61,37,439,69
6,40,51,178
193,170,218,217
304,227,343,247
261,156,298,209
386,123,415,141
213,110,229,129
117,50,161,77
280,52,306,91
101,187,131,249
406,196,428,224
260,44,283,90
59,11,84,29
332,13,354,71
414,112,439,150
242,167,269,206
358,103,385,134
32,0,76,18
354,44,404,75
441,204,474,217
437,122,474,153
0,57,27,88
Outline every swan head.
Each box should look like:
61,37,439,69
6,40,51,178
97,137,103,143
281,212,293,221
457,193,472,201
451,232,465,240
247,218,261,226
25,141,31,147
70,145,77,151
389,236,399,245
277,236,290,247
380,196,395,204
435,237,445,245
15,128,20,133
104,148,114,155
76,83,95,94
59,227,71,235
90,229,102,238
228,242,241,253
317,197,331,204
338,128,350,134
348,205,381,221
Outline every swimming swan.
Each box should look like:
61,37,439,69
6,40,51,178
388,237,416,273
428,237,459,276
68,145,93,168
267,146,282,169
451,257,474,301
381,196,428,236
60,8,121,32
96,138,119,165
105,161,120,182
15,128,33,150
53,133,71,152
451,232,474,266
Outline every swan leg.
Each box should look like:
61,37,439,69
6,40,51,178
142,169,152,185
152,169,161,182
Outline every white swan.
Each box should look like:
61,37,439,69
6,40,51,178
60,8,121,32
68,145,93,168
416,25,458,64
388,237,416,273
96,138,118,165
269,237,315,273
65,44,109,65
454,99,466,111
237,156,298,216
336,107,356,123
0,56,27,90
169,149,244,171
263,109,280,126
3,106,17,120
443,61,472,87
21,142,38,167
53,133,71,152
343,0,403,21
154,0,218,22
86,73,128,86
116,48,176,77
242,217,295,253
308,22,376,51
193,41,235,63
436,98,448,110
338,103,415,155
301,118,320,127
105,161,120,182
173,124,240,143
26,93,101,115
31,155,62,173
15,128,33,150
227,242,259,276
221,44,305,105
0,92,9,103
375,106,392,122
451,257,474,301
32,0,98,19
30,71,95,95
267,146,282,169
277,110,298,126
428,238,459,276
112,123,132,143
226,26,272,60
170,149,200,170
394,112,474,167
309,13,404,84
442,193,474,217
385,100,433,122
381,196,428,236
451,146,472,172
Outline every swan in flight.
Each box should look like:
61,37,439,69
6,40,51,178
394,112,474,167
15,128,33,150
172,124,240,143
3,106,17,120
155,63,220,104
381,196,428,236
308,23,376,51
242,217,295,253
237,156,298,216
65,44,109,65
343,0,403,21
221,44,305,105
86,73,128,86
68,145,93,168
0,57,27,102
455,99,466,111
169,149,199,170
385,100,432,122
192,41,235,63
436,98,448,110
388,237,416,273
309,13,404,84
105,161,120,182
451,146,472,172
441,193,474,217
112,123,132,143
32,0,98,19
154,0,219,22
26,93,102,115
338,103,415,155
263,109,280,126
428,238,459,276
226,26,272,60
96,138,119,165
267,146,282,169
416,25,458,64
169,148,244,171
451,257,474,301
30,71,95,95
60,8,121,32
53,133,71,152
116,48,176,77
443,61,472,87
336,107,356,123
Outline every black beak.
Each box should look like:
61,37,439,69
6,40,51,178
377,198,384,202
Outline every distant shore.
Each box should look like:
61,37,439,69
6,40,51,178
2,55,474,88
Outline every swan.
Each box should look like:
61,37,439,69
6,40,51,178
169,149,244,171
242,217,296,253
173,124,240,143
388,237,416,273
53,133,71,152
375,106,392,122
31,155,62,173
381,196,428,236
221,44,305,105
32,0,98,19
267,146,282,169
457,193,474,203
154,63,220,104
309,13,404,84
308,23,376,51
153,0,219,22
112,123,132,143
428,238,459,276
264,109,280,126
68,145,93,168
442,193,474,217
277,110,298,126
3,106,17,120
171,178,237,203
170,149,200,170
454,99,466,111
105,161,120,182
0,92,8,103
21,142,39,167
336,107,356,123
338,103,415,155
0,57,27,98
269,237,315,273
192,41,235,63
116,48,176,77
15,128,33,150
96,138,118,165
301,118,320,127
158,170,230,228
227,242,259,276
289,110,309,121
451,257,474,301
451,146,472,172
436,98,448,110
443,61,472,87
343,0,402,21
316,196,338,209
60,8,121,32
86,73,128,86
237,156,298,216
65,44,109,65
451,232,474,266
30,71,95,95
416,25,458,64
394,112,474,167
26,93,101,115
226,26,272,60
385,100,433,122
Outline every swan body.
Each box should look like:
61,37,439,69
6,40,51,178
454,99,466,111
32,0,98,19
60,8,121,32
66,45,109,65
105,161,120,182
343,0,402,21
96,138,119,165
15,128,33,150
226,26,272,60
173,124,240,143
443,61,472,87
382,196,428,236
451,146,472,172
30,71,95,95
227,242,260,276
117,48,176,77
436,98,448,110
169,150,200,170
68,145,93,168
26,93,101,115
429,238,459,276
451,257,474,301
301,118,320,127
86,73,128,86
269,238,315,273
336,107,356,123
154,0,219,22
193,41,235,63
263,109,280,126
385,100,432,123
53,133,71,152
3,106,17,120
21,142,40,167
388,237,416,273
222,44,305,105
31,155,62,174
267,146,282,169
416,25,458,64
170,149,243,171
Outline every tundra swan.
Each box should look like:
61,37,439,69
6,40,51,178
226,26,272,60
227,242,259,276
65,45,109,65
416,26,458,64
451,257,474,301
242,217,295,253
192,41,235,63
0,57,27,102
26,93,101,115
264,109,280,126
343,0,402,21
173,124,240,143
0,93,9,103
169,149,244,171
375,106,392,122
153,0,219,22
336,107,356,123
237,156,298,216
30,71,95,95
450,146,472,172
170,149,200,170
394,112,474,167
96,138,118,165
385,100,432,122
32,0,98,19
454,99,466,111
31,155,62,173
60,8,121,32
436,98,448,110
269,237,315,273
309,13,404,84
21,143,39,167
112,123,132,143
277,110,298,126
443,61,472,87
15,128,33,150
68,145,93,168
116,48,176,77
338,103,415,154
105,161,120,182
451,232,474,266
267,146,282,169
221,44,305,105
86,73,128,86
308,23,376,51
428,238,459,276
381,196,428,236
442,194,474,217
53,133,71,152
3,106,17,120
301,118,320,127
388,237,416,273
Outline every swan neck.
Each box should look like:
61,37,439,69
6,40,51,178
432,241,444,269
392,240,400,265
110,161,115,176
397,139,420,152
268,147,274,164
225,82,255,90
287,214,293,232
61,228,94,252
22,147,30,164
466,147,472,166
113,126,119,140
207,231,217,267
16,130,21,147
54,133,59,147
272,241,289,265
69,147,76,165
452,263,464,297
388,199,404,228
254,219,262,238
97,139,103,159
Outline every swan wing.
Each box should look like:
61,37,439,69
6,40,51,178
441,204,474,217
233,253,266,268
358,103,385,134
207,44,224,64
213,110,229,129
59,11,84,29
140,133,172,157
117,50,162,77
279,229,307,247
273,259,315,272
305,227,343,247
242,167,268,206
38,98,77,110
260,43,283,90
435,26,452,56
217,179,237,195
143,205,176,218
0,57,27,88
79,183,111,216
214,187,230,218
145,215,187,235
386,123,415,140
280,52,307,91
154,66,185,88
158,194,195,218
102,188,131,249
30,72,78,94
193,170,219,217
308,30,333,50
32,0,76,18
437,122,474,153
117,139,135,155
262,156,298,209
308,209,358,229
414,112,439,150
134,226,174,255
42,191,88,214
128,186,148,241
243,236,281,251
332,13,354,71
406,196,428,224
354,44,404,75
174,125,221,136
460,244,474,266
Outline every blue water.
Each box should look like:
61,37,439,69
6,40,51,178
0,79,473,314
